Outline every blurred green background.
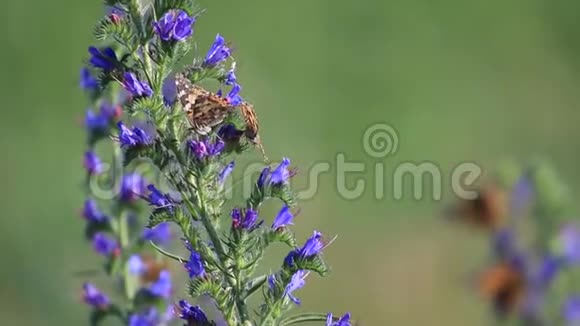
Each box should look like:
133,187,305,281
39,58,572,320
2,0,580,324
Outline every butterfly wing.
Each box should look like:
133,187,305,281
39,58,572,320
239,102,268,160
175,73,233,135
239,102,259,142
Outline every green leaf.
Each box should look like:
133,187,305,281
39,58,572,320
147,207,178,228
271,184,298,208
188,277,232,316
94,15,135,47
279,313,330,325
244,274,268,299
285,254,330,277
154,0,197,15
127,96,165,116
263,229,297,248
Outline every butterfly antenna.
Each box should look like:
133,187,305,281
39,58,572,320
252,135,269,163
258,143,269,163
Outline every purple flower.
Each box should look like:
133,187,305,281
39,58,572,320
560,224,580,264
218,161,235,184
189,139,208,159
109,13,122,25
142,222,172,245
218,124,244,142
268,274,277,289
242,209,259,229
188,138,224,159
88,46,118,71
129,308,159,326
122,72,153,98
92,233,118,256
82,283,109,308
117,122,153,147
511,175,534,214
492,229,515,259
536,256,559,289
209,140,225,156
270,157,291,184
177,300,209,324
326,313,352,326
231,208,242,227
298,231,324,257
284,270,307,305
149,270,172,298
224,68,237,85
85,109,109,132
153,10,195,42
82,199,107,222
86,104,119,136
257,167,271,188
272,206,294,229
173,10,195,41
204,34,232,66
128,255,146,275
162,76,177,107
99,102,121,120
83,151,103,175
225,83,243,106
564,296,580,324
153,11,175,41
132,126,153,145
146,185,173,208
120,173,147,202
80,68,98,90
232,208,260,230
284,231,325,267
117,121,138,146
185,249,205,278
105,6,125,22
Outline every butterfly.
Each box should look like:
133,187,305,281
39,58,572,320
175,72,268,160
447,183,507,230
478,261,524,315
175,72,234,135
139,255,169,283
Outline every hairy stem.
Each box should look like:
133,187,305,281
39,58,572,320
128,0,145,41
195,172,250,324
233,239,250,322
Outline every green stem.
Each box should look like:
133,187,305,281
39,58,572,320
142,43,154,86
244,275,268,299
279,313,330,326
234,252,250,322
119,210,137,304
259,301,281,326
231,232,251,321
195,172,250,324
129,0,145,41
195,175,229,266
150,241,187,263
